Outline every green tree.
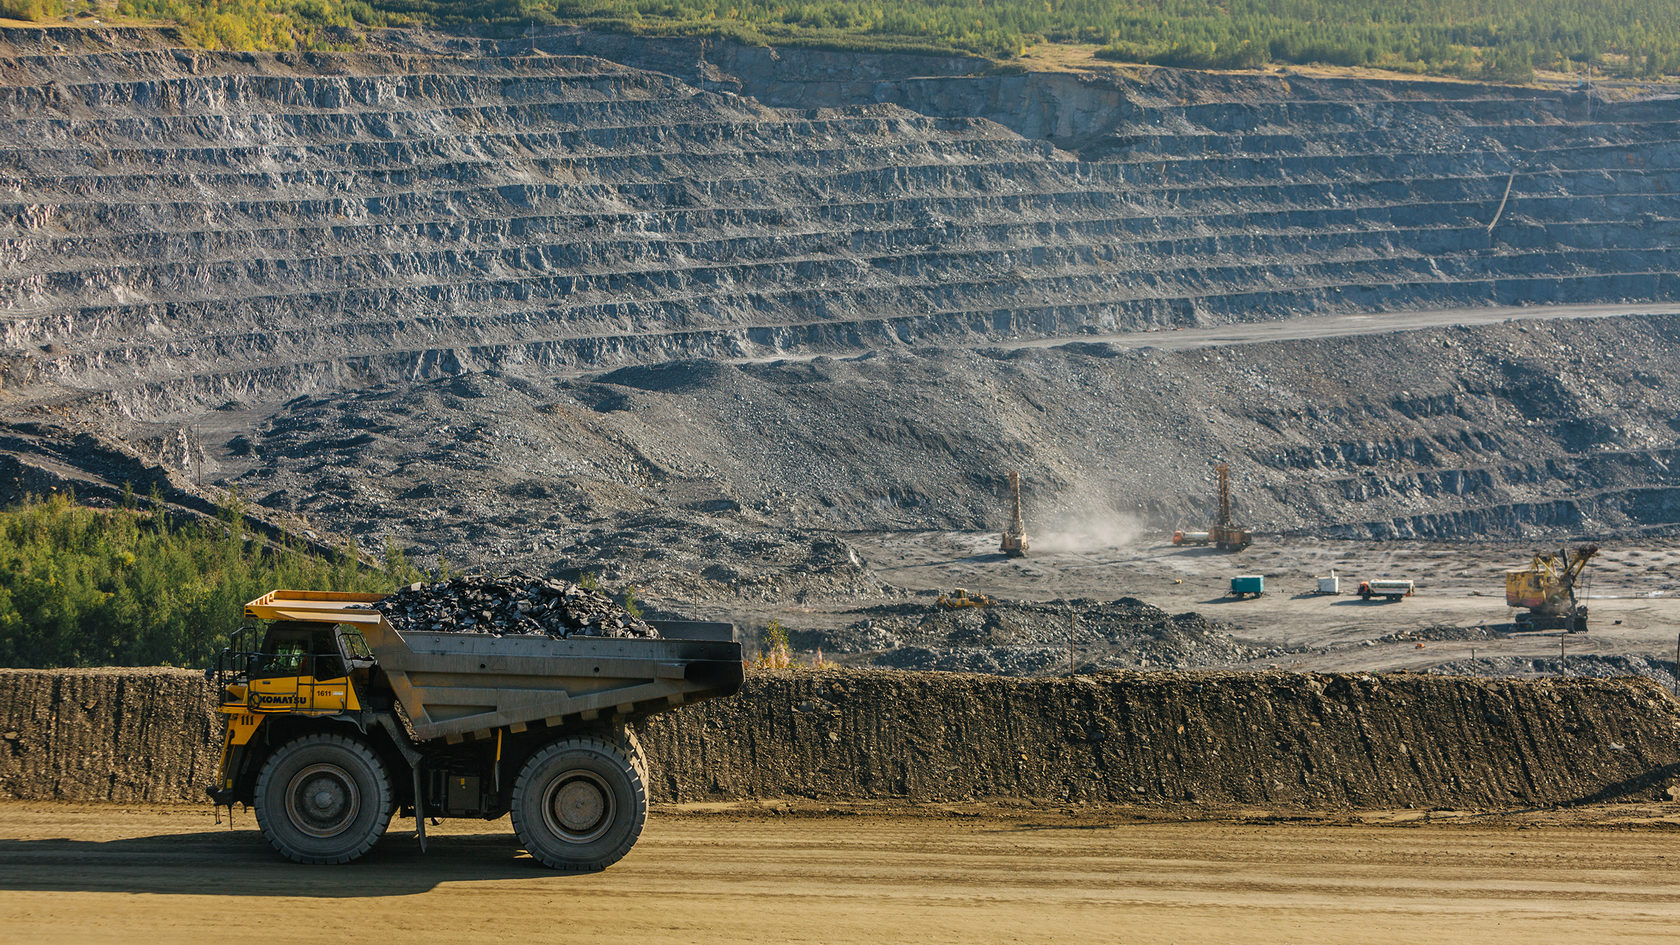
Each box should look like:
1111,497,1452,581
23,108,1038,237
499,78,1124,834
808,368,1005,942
0,494,426,668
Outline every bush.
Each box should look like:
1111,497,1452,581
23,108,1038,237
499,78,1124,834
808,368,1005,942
0,493,425,668
752,618,792,669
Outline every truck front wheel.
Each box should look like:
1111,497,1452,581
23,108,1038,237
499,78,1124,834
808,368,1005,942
511,736,647,871
254,733,392,865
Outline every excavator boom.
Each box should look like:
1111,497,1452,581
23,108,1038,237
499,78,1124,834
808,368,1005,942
1558,544,1598,591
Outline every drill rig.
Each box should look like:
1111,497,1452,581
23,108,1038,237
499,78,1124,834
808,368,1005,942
1506,544,1598,633
999,470,1029,557
1208,463,1252,552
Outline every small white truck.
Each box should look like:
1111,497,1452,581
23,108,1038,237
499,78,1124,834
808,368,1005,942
1358,578,1415,601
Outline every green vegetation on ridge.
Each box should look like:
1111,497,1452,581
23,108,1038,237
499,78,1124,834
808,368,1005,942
0,492,424,669
7,0,1679,79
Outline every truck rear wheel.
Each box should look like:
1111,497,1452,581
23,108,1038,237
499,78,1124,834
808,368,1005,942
511,736,647,872
254,733,392,865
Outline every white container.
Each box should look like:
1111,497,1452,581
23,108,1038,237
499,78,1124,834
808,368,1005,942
1364,578,1415,599
1317,575,1340,594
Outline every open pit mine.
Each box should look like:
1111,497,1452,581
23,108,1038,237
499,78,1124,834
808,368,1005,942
3,22,1680,942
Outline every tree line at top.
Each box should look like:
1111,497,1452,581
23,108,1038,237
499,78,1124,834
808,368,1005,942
7,0,1678,80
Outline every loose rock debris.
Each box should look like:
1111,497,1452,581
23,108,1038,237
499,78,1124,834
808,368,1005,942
373,575,659,639
800,596,1281,674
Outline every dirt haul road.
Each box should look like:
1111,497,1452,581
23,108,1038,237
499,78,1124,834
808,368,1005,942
2,802,1677,944
741,301,1680,365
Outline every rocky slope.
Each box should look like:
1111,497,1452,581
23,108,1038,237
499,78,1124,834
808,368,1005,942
220,314,1680,572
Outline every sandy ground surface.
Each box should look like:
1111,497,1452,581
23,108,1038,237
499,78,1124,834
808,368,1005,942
2,801,1678,944
844,532,1680,672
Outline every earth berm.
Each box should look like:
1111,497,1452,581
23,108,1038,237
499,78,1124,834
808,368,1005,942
4,667,1678,810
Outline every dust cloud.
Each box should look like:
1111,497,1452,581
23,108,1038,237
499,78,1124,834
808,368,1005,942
1028,498,1146,553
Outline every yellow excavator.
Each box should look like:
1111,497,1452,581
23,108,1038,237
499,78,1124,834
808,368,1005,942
1506,544,1597,633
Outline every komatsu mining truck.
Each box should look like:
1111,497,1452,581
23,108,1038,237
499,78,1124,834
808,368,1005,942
208,590,743,870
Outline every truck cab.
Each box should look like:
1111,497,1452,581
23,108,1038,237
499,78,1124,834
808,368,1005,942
225,620,370,710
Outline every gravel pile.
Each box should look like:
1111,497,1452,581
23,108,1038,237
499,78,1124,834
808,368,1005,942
375,575,659,639
1378,625,1497,643
798,596,1278,675
553,516,886,604
1429,654,1680,691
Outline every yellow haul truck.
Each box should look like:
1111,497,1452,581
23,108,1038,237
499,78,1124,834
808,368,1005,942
210,590,743,870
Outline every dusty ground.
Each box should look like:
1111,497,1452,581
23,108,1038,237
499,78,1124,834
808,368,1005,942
2,800,1678,944
838,531,1680,675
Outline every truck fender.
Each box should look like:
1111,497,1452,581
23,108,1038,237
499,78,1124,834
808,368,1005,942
369,712,428,852
370,712,422,768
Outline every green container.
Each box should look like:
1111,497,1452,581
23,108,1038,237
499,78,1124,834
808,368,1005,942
1230,575,1265,596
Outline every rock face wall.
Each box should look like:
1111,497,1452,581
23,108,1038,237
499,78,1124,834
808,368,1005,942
1,29,1679,544
642,670,1680,807
1,30,1676,428
5,668,1678,809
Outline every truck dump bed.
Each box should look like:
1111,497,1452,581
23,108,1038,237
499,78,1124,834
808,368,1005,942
245,590,744,742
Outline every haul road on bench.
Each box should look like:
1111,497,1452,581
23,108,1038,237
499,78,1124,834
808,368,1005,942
208,589,744,870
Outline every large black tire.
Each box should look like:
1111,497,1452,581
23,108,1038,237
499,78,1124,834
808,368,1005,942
511,736,647,872
253,733,393,865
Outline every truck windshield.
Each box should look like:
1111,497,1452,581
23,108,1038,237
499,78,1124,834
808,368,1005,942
255,622,349,679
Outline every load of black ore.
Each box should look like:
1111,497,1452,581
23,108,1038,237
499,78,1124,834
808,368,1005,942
374,574,658,639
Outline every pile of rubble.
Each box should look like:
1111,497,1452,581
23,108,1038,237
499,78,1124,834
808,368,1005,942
796,596,1276,675
374,575,659,639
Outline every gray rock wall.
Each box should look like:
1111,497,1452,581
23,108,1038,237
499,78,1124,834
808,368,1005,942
2,30,1679,545
2,37,1676,425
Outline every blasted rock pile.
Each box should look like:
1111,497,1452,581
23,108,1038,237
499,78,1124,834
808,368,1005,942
375,575,658,639
802,596,1272,675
